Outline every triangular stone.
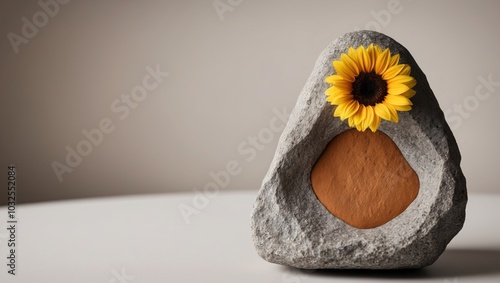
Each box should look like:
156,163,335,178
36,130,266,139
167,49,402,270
251,30,467,269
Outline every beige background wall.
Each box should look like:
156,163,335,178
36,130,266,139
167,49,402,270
1,0,499,204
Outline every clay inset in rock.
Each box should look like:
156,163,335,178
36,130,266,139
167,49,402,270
310,129,419,229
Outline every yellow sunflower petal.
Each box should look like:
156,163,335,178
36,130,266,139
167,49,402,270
369,114,381,132
352,107,365,131
387,83,411,95
382,64,405,80
348,116,355,127
325,86,350,97
399,64,411,76
388,53,400,67
333,60,356,82
401,89,416,99
350,106,361,126
375,48,391,75
342,100,360,120
353,105,367,127
374,103,392,121
393,104,412,111
333,103,346,118
383,102,399,123
340,53,360,76
387,75,416,87
347,47,358,62
367,44,376,72
334,80,354,91
328,93,352,105
325,75,353,89
355,123,363,131
333,100,358,121
325,75,342,84
363,106,375,130
385,94,413,106
356,46,370,73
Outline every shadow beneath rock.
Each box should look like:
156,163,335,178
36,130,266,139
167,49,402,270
280,248,500,280
423,248,500,278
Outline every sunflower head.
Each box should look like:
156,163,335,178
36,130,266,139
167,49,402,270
325,44,416,132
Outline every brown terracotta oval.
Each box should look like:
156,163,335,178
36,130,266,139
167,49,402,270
310,129,419,229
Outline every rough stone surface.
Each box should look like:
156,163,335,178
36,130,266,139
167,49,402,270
250,30,467,269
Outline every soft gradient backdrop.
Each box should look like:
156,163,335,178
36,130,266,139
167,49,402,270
1,0,499,204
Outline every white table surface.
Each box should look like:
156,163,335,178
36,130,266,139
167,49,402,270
0,191,499,283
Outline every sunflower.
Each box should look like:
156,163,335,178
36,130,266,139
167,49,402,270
325,44,416,132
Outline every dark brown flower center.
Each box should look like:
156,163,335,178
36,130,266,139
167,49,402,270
352,71,387,106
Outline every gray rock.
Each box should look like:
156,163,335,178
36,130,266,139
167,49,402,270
250,30,467,269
